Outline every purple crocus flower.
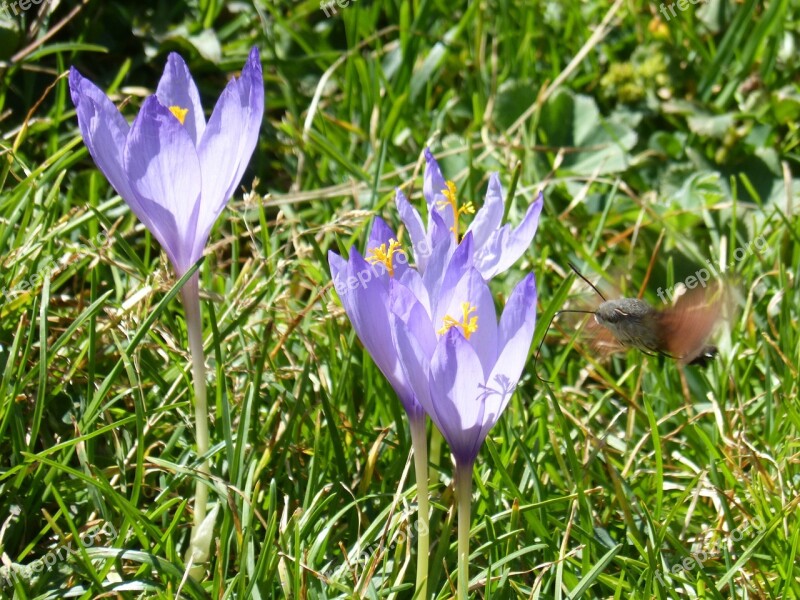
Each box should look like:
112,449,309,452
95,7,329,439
68,47,264,276
388,232,538,467
328,216,434,596
69,48,264,577
395,148,543,285
328,216,427,422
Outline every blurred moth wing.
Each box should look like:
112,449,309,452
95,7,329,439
655,283,729,365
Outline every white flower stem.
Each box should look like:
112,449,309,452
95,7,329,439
180,276,211,568
409,416,430,599
455,459,473,600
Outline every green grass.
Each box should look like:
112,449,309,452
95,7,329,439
1,0,799,598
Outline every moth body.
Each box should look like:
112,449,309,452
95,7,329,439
594,298,661,353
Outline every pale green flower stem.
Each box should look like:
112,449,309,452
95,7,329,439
409,416,430,599
455,459,474,600
180,276,211,569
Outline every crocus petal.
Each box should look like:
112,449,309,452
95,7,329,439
392,318,464,453
341,249,419,412
365,216,395,255
70,70,178,269
432,231,474,321
395,188,427,267
391,313,437,419
470,372,516,466
330,244,391,300
429,329,487,465
423,148,454,232
421,211,454,298
156,52,206,145
329,251,361,321
330,248,423,418
193,78,245,259
124,96,203,274
467,173,504,249
474,191,543,279
498,271,538,351
223,47,264,202
329,250,350,297
389,279,436,358
69,68,137,206
437,266,498,377
486,272,538,418
397,266,432,318
341,249,392,344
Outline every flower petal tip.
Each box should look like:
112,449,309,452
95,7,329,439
520,272,538,301
165,51,190,71
68,65,82,86
328,250,347,275
524,271,537,288
246,46,262,69
68,67,84,101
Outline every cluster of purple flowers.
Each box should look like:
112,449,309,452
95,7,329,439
330,149,542,470
330,150,542,597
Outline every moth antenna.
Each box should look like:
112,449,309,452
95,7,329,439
534,309,597,383
568,262,607,302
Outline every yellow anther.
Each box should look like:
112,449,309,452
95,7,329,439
437,302,479,340
459,201,476,218
440,180,458,205
436,181,475,240
366,238,405,277
169,106,189,125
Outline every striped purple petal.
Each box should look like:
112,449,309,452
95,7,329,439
474,191,543,279
156,52,206,145
124,96,202,274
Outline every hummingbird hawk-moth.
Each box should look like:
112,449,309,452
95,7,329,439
535,263,728,381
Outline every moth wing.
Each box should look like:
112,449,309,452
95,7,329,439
656,284,727,364
586,317,627,357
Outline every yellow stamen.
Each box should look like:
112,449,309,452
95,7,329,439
437,302,479,340
169,105,189,125
366,238,405,277
436,181,475,240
